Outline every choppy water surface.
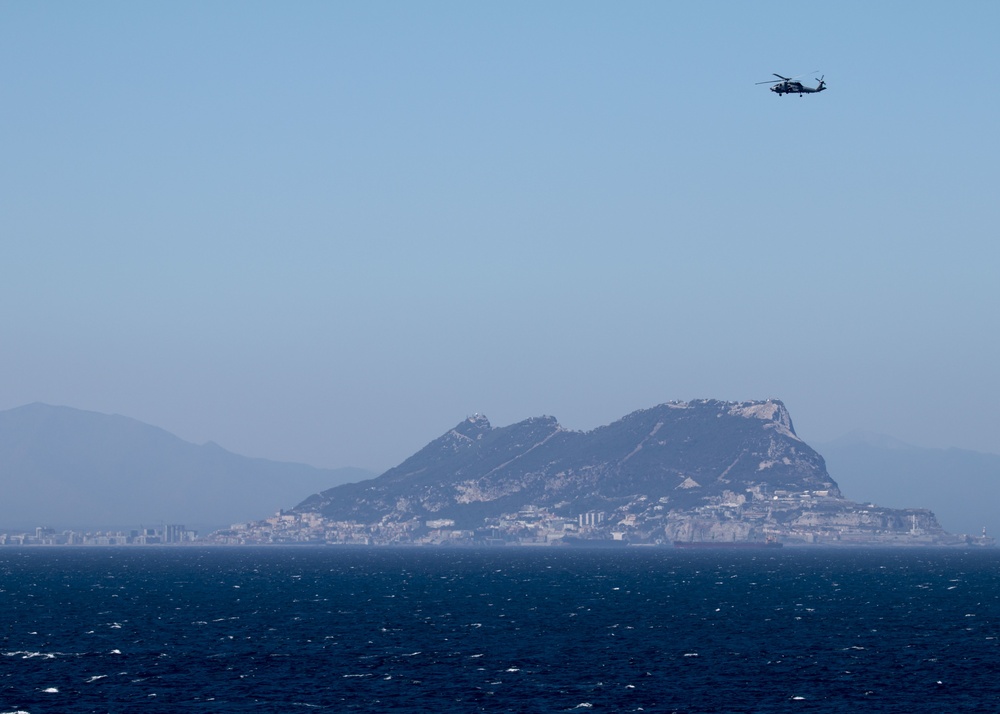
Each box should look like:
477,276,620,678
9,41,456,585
1,547,999,713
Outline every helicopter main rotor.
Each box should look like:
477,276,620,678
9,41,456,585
755,71,818,85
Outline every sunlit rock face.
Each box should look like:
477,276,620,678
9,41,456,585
296,399,840,527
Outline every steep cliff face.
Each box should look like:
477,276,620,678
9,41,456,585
296,399,840,527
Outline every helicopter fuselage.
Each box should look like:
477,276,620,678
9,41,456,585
770,80,825,96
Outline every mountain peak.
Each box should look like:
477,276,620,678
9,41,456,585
725,399,798,439
453,413,492,437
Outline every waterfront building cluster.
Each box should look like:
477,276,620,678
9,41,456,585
0,524,196,546
204,486,995,547
204,506,621,546
4,486,994,547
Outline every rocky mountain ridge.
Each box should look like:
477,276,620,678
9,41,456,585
297,399,837,526
290,399,982,545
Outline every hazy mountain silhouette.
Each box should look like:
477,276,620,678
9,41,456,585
0,403,372,532
816,431,1000,537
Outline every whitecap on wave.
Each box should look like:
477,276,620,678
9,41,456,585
5,651,57,659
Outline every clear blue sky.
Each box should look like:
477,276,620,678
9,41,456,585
3,1,998,471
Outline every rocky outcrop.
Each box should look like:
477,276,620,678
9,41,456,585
296,399,841,528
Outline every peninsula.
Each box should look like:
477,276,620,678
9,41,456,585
210,400,994,547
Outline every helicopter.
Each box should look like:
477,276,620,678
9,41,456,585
757,73,827,96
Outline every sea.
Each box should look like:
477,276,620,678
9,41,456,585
2,547,999,713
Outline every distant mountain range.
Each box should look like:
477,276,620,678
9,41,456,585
815,431,1000,538
0,403,372,532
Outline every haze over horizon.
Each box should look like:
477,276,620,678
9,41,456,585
4,2,998,474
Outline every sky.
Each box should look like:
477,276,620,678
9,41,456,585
3,1,998,473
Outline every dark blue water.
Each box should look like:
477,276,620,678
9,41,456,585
1,547,998,713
